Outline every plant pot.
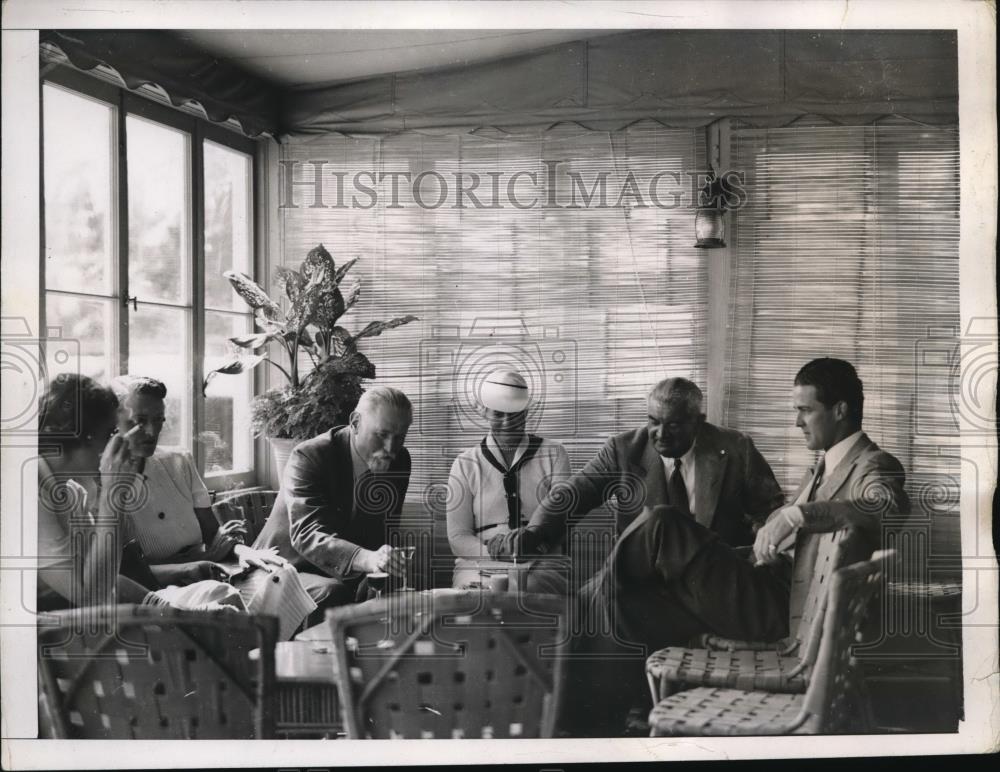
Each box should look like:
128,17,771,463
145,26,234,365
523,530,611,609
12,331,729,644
269,437,301,487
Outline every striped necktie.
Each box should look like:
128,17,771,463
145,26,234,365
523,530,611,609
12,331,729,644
807,457,826,502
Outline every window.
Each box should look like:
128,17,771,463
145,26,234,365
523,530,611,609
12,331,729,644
723,119,960,562
41,72,258,486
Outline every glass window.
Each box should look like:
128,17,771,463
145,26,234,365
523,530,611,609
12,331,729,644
126,116,192,305
42,84,116,295
41,78,258,487
203,140,255,476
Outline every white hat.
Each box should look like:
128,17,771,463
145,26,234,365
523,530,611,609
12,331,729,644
479,369,530,413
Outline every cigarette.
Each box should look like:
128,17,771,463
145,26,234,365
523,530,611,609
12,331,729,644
124,425,143,438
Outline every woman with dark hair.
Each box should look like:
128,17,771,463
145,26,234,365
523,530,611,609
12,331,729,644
112,375,314,637
38,373,161,609
37,373,243,612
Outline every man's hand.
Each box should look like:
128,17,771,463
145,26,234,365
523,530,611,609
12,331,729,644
486,527,544,560
752,509,798,565
355,544,407,577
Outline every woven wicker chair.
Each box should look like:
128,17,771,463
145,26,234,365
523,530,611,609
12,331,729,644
38,605,278,739
648,549,894,736
212,490,279,545
645,528,866,702
328,590,568,739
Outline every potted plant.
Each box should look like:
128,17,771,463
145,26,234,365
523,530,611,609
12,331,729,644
205,243,418,480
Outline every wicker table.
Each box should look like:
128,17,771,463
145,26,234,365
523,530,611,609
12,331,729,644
253,641,342,739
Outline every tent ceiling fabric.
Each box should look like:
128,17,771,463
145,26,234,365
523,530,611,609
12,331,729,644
279,29,958,138
179,29,615,88
41,30,282,137
40,29,958,140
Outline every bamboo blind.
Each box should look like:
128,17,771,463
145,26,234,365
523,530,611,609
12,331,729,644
278,124,708,501
723,120,961,556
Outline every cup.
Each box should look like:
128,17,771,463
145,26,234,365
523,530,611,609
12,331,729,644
489,574,510,593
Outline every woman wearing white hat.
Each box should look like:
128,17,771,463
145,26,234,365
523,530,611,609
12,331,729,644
446,369,571,589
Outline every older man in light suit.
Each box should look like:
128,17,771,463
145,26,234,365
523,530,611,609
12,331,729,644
563,358,909,737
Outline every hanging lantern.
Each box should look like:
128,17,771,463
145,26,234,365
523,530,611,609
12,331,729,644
694,174,727,249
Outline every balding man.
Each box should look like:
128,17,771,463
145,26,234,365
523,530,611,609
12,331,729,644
446,369,571,589
488,377,784,573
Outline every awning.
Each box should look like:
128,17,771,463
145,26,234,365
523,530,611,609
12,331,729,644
41,30,280,138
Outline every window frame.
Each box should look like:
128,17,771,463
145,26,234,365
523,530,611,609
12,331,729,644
40,65,264,491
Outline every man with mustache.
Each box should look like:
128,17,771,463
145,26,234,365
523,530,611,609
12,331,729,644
254,386,413,609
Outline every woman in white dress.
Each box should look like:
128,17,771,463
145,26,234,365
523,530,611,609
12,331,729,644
112,376,316,637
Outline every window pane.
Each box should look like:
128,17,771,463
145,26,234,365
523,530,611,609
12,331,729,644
126,116,191,305
203,310,253,475
204,141,253,311
45,293,116,380
42,84,115,295
128,305,192,449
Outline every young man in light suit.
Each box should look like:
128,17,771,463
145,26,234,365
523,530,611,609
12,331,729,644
564,358,909,736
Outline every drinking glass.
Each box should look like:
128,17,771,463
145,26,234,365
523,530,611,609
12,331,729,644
368,571,388,602
399,546,417,592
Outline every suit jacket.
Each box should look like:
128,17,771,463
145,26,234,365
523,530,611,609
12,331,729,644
525,421,784,550
782,432,909,630
253,426,411,578
579,431,909,651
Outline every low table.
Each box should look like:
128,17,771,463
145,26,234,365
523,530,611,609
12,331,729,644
294,588,473,644
256,641,342,739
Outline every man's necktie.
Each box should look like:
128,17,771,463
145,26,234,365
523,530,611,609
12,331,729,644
479,436,544,530
807,457,826,502
667,458,691,517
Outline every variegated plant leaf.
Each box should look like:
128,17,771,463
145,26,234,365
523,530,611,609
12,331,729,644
202,354,266,394
274,267,306,306
311,285,346,330
225,271,282,320
229,332,275,350
351,315,419,342
333,257,359,285
342,282,361,313
300,244,336,283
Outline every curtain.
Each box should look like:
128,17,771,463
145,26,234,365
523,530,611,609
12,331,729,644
723,119,961,561
278,123,708,502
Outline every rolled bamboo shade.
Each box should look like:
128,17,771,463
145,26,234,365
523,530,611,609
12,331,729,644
723,119,961,556
278,124,708,502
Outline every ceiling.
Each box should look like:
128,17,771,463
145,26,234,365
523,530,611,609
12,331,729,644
179,29,615,89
